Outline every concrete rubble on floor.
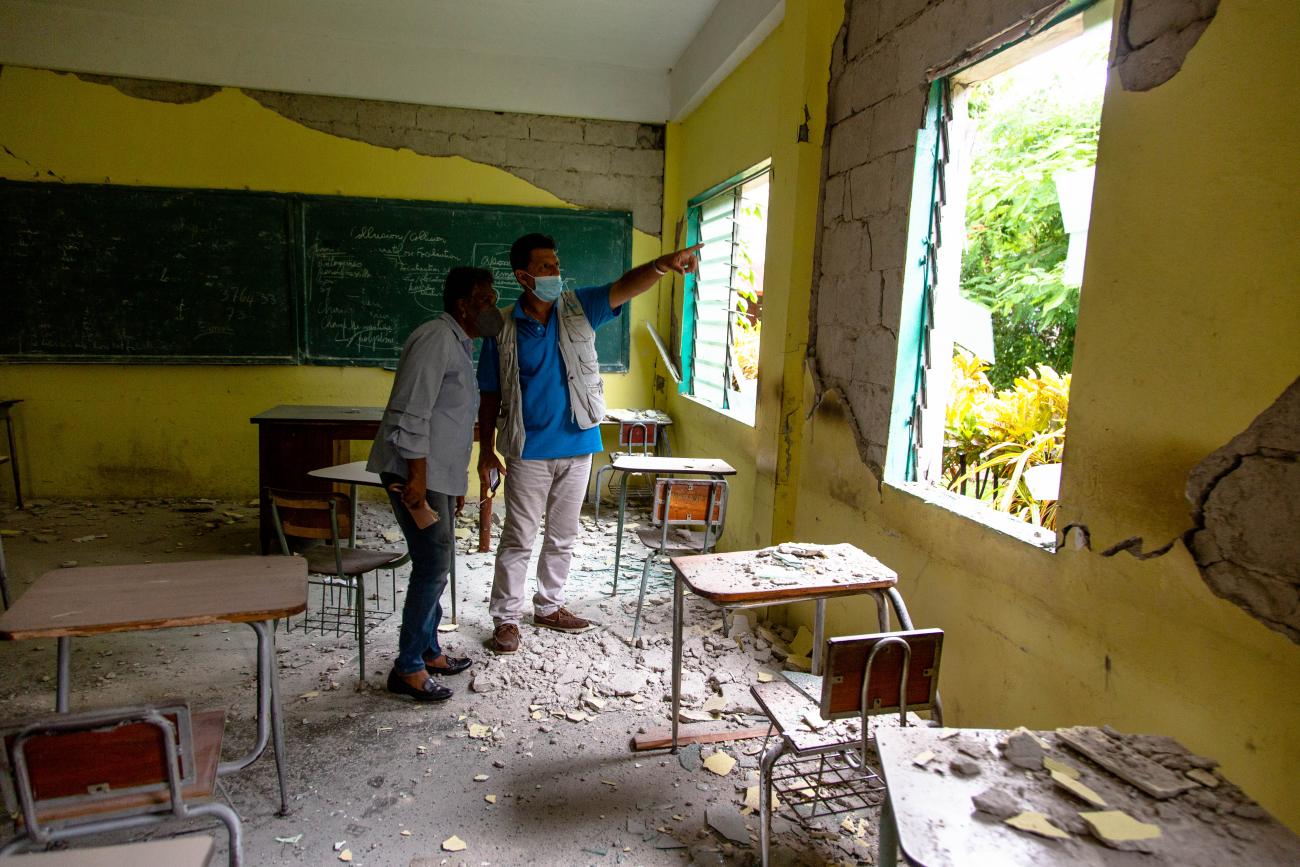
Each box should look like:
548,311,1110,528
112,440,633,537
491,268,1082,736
0,497,887,865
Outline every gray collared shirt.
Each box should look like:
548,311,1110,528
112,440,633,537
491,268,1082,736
366,313,478,496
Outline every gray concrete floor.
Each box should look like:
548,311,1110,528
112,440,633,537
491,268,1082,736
0,495,879,866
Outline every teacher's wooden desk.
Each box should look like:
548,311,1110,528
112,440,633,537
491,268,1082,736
250,405,383,553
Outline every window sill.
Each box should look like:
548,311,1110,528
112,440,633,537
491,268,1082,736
887,481,1057,551
679,392,756,427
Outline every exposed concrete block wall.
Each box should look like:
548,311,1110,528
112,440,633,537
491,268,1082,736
69,72,666,236
810,0,1217,475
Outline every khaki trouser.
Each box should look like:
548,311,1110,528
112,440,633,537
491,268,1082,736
489,454,592,625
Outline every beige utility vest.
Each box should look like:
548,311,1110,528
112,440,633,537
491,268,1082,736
495,290,606,460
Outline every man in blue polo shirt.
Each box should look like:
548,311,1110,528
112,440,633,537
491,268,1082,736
477,233,701,654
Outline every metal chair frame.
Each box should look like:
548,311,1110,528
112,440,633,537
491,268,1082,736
0,705,242,865
754,630,944,867
268,489,402,681
632,478,728,641
592,421,658,521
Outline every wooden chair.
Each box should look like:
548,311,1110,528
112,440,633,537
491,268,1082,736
631,478,728,641
750,629,945,867
592,420,658,521
0,703,241,865
267,489,405,682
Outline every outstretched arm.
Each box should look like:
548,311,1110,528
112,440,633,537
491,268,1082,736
608,243,703,309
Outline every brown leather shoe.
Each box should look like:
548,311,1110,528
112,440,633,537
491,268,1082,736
533,607,592,633
491,622,520,654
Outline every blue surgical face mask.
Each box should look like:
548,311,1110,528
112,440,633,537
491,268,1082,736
532,274,564,302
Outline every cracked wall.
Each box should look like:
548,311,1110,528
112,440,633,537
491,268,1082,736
1114,0,1219,91
59,71,665,236
1185,377,1300,644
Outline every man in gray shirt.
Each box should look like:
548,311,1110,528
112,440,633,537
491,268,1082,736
367,266,503,701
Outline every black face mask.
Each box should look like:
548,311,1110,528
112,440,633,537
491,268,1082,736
473,305,505,339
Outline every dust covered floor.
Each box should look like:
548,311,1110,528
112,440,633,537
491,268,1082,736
0,497,882,866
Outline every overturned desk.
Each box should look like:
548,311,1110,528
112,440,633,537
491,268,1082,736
662,543,915,752
0,556,307,815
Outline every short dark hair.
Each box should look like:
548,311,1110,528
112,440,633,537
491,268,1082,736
510,233,557,272
444,266,492,315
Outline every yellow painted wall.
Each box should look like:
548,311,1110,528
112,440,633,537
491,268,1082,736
786,0,1300,829
0,67,660,499
659,1,841,550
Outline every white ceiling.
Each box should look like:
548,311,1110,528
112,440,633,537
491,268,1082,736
0,0,784,121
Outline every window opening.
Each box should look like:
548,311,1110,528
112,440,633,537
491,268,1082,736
890,6,1110,534
682,163,770,424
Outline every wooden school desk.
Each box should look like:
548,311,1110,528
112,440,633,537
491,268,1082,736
0,556,307,815
664,543,914,752
4,835,216,866
250,405,383,553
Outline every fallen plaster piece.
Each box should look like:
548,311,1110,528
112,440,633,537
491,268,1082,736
1003,732,1045,770
467,723,492,739
337,849,353,862
1080,811,1162,848
436,622,458,633
756,671,774,683
789,626,814,657
566,710,588,723
441,835,467,852
971,787,1020,820
950,757,981,777
274,834,303,844
703,750,737,776
744,785,779,812
1186,768,1220,788
472,773,489,782
706,806,751,844
1043,756,1081,779
1050,769,1107,807
485,794,497,804
912,750,936,767
702,694,727,713
1005,812,1071,840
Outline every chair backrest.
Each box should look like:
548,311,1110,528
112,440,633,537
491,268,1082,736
267,489,351,553
618,421,657,454
818,628,943,723
1,704,194,840
651,478,727,551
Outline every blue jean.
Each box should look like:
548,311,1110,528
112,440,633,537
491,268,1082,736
381,473,453,675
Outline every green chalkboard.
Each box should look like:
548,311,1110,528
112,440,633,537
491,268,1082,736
301,197,632,371
0,180,298,362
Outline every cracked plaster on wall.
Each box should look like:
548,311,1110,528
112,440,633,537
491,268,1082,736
48,71,665,235
1184,376,1300,644
1114,0,1220,92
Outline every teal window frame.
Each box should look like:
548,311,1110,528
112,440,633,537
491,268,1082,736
885,0,1101,483
680,160,772,408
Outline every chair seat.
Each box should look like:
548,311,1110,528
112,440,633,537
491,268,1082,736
26,710,225,826
635,525,713,552
303,546,405,577
752,680,928,755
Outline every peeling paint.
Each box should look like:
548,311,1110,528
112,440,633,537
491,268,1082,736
1114,0,1220,92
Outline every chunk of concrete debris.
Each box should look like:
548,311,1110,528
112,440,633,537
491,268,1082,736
1005,811,1070,839
971,787,1020,820
706,806,751,844
651,833,686,849
1079,811,1161,850
609,670,647,696
441,835,467,852
679,708,714,724
678,743,703,772
566,710,588,723
720,682,761,714
1002,731,1045,770
703,750,737,776
1050,769,1107,807
950,758,981,777
1186,767,1220,788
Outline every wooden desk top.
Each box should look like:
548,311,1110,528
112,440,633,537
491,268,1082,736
308,460,383,487
0,556,307,640
670,542,896,604
250,404,383,425
610,455,735,475
7,835,214,866
876,727,1300,867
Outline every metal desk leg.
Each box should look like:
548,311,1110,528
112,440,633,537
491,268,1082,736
873,589,891,632
220,621,290,815
347,483,358,549
811,598,827,676
879,792,901,867
885,587,915,630
611,470,630,595
3,411,21,510
449,539,458,625
55,636,71,712
671,570,684,753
